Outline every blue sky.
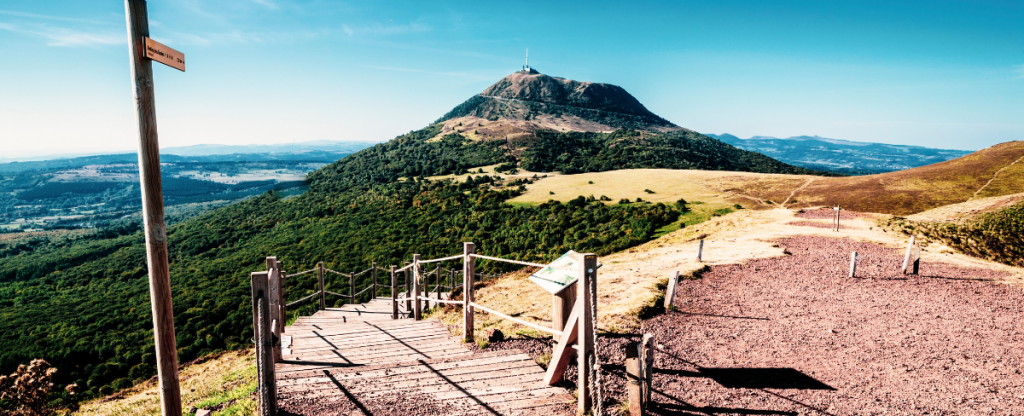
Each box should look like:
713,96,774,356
1,0,1022,157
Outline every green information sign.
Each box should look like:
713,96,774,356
528,251,580,295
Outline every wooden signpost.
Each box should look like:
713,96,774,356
145,37,185,71
124,1,186,414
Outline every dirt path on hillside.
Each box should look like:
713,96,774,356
971,154,1024,201
781,178,815,206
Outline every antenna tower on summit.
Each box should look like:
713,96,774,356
521,49,537,73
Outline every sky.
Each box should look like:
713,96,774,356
0,0,1022,158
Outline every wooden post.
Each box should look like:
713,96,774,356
463,242,476,342
413,254,422,320
266,257,281,363
642,333,655,409
664,271,680,310
349,270,355,305
435,264,441,307
317,262,326,310
124,2,181,413
901,235,916,274
391,265,398,320
834,206,841,232
404,261,411,315
697,239,704,262
250,271,277,415
578,252,598,414
849,252,858,278
625,342,642,416
552,282,576,332
279,268,287,334
372,261,377,299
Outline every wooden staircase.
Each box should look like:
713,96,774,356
274,298,575,415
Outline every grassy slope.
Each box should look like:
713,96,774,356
509,142,1024,217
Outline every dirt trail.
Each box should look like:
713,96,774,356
971,154,1024,200
781,177,815,206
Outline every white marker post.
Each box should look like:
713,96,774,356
125,1,185,414
848,252,857,278
697,239,704,262
901,235,916,274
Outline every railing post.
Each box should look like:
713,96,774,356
372,261,378,299
463,242,475,343
642,333,654,409
279,266,287,334
350,269,355,305
577,252,598,415
317,261,326,310
404,261,411,315
625,342,641,416
266,257,282,363
391,265,398,319
435,264,441,305
413,254,422,320
552,282,576,332
250,271,277,415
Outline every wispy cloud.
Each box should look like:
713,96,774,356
248,0,279,10
341,21,430,37
0,23,123,46
0,9,115,25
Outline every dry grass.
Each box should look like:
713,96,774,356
908,192,1024,223
508,169,806,209
74,350,256,416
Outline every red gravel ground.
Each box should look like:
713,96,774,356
787,221,845,230
486,235,1024,415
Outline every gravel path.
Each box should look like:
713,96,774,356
645,236,1023,415
485,235,1023,415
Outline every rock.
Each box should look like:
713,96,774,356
485,329,504,342
195,410,211,416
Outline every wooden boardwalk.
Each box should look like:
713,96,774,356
275,297,574,415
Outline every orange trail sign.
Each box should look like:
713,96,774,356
145,37,185,71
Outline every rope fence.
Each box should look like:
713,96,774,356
285,269,317,278
470,302,562,338
285,291,321,307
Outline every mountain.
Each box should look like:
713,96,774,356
435,70,681,135
706,133,973,175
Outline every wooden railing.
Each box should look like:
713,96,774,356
249,243,601,415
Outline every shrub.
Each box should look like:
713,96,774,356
0,359,77,416
644,189,655,194
618,198,631,204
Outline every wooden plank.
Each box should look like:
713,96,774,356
552,281,576,332
642,333,654,409
544,302,579,385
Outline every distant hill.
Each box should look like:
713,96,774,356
706,133,972,175
696,141,1024,215
0,141,375,173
